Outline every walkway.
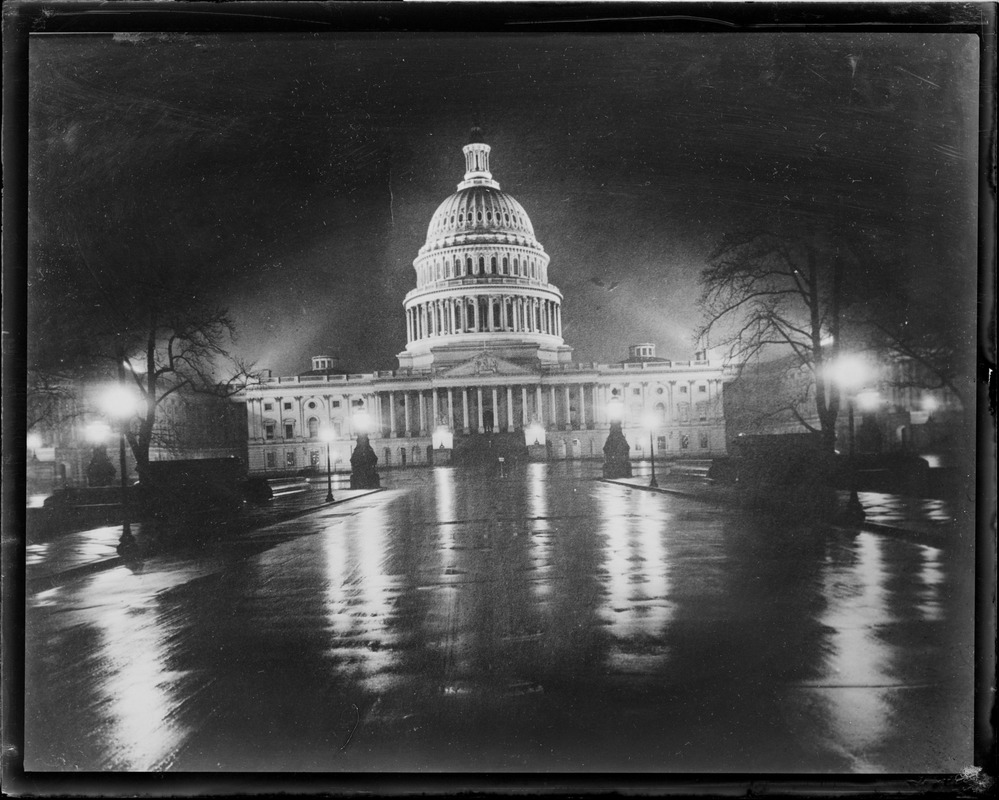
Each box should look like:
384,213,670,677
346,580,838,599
25,483,381,587
605,473,958,540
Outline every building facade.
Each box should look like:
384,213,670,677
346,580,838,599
244,142,730,473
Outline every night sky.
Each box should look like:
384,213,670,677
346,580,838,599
27,31,979,377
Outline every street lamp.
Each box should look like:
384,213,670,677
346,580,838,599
643,411,659,488
319,424,336,503
828,355,870,523
353,407,371,437
99,383,141,555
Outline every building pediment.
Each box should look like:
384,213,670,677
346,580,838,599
438,351,537,378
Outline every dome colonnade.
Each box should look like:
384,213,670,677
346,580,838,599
398,142,570,369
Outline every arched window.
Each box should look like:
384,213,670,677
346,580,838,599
502,256,508,273
308,417,319,438
466,256,472,274
513,258,519,275
655,403,666,425
476,211,482,222
486,211,492,222
478,256,485,274
490,256,497,274
493,303,502,328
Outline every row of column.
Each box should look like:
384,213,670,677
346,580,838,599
406,295,561,342
246,378,724,441
417,254,543,285
377,384,599,436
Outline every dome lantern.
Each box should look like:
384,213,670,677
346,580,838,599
458,142,500,190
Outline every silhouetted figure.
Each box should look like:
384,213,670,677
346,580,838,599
86,446,116,487
602,423,633,478
350,434,381,489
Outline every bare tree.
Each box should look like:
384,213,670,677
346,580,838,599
697,225,856,452
29,227,255,479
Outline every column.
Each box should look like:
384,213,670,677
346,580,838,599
473,298,480,331
477,387,485,433
550,386,557,429
492,387,499,431
521,387,529,426
447,388,454,430
487,298,494,331
462,388,470,434
389,391,397,437
579,384,586,429
432,388,440,428
418,390,426,436
506,386,514,430
536,386,544,425
404,392,411,437
564,385,572,430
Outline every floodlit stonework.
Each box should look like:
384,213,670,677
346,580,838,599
244,142,731,474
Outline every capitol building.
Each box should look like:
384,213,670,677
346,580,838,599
244,141,730,473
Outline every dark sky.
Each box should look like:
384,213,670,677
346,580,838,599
28,32,979,376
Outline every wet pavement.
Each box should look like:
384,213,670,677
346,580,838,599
24,463,974,773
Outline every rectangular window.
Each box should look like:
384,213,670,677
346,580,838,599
265,451,276,469
632,388,641,396
285,451,296,467
657,436,666,451
352,399,364,407
680,386,688,394
285,423,294,439
284,402,292,410
699,433,709,449
264,424,275,440
680,434,689,450
699,385,707,393
264,403,273,411
332,401,341,408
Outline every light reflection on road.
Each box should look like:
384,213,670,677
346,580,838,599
24,464,973,773
810,533,893,770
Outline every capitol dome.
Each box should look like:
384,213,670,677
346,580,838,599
398,142,572,371
422,186,539,253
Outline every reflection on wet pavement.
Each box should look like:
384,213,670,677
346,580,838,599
25,463,973,773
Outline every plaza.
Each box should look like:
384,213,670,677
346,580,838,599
24,463,973,773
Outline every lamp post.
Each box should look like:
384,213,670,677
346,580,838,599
643,412,658,488
320,424,335,502
829,355,869,523
99,383,141,555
